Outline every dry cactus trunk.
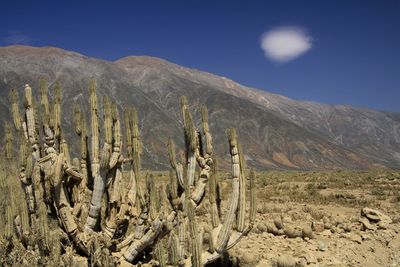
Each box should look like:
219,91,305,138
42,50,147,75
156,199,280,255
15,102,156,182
2,80,255,266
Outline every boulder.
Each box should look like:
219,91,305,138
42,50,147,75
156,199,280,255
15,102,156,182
361,208,392,224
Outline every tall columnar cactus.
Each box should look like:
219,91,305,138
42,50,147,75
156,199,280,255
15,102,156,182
4,81,255,266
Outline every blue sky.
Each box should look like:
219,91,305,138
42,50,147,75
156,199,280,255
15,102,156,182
1,0,399,112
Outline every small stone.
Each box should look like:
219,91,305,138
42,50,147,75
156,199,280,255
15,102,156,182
277,229,285,236
324,222,333,230
342,223,352,232
257,223,268,233
312,221,325,233
318,241,327,251
274,218,284,230
361,233,370,241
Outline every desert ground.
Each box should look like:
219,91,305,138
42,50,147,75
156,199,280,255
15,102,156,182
226,170,400,267
1,168,399,266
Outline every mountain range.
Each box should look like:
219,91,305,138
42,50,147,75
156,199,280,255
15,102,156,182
1,45,399,170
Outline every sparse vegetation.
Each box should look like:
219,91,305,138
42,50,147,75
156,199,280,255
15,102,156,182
0,82,255,266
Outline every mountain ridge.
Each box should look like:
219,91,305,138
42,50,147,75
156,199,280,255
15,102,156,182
0,45,398,170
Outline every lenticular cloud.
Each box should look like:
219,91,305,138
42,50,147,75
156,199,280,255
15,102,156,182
261,26,312,63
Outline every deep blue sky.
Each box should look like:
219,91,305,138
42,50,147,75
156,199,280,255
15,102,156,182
1,0,399,112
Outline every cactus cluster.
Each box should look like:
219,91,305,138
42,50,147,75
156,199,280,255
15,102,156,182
0,81,255,266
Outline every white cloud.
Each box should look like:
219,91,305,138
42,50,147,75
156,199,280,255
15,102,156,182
3,33,31,45
261,26,312,63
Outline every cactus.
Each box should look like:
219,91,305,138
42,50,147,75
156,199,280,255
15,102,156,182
3,81,255,266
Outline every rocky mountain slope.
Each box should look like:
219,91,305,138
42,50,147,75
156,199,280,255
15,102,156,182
0,45,399,170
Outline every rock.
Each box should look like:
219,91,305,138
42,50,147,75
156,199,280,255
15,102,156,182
267,223,279,236
342,223,352,232
318,241,327,251
359,217,377,231
284,226,302,238
274,218,284,230
312,221,325,233
302,226,314,239
324,222,333,230
274,255,297,267
361,208,392,225
361,233,370,241
257,223,268,233
278,229,285,236
377,220,390,230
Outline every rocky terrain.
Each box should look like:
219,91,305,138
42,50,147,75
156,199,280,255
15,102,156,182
227,170,400,267
1,45,400,170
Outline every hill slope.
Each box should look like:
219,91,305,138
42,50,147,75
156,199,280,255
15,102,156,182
0,45,398,170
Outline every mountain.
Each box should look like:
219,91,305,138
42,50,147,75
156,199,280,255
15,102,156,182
0,45,398,170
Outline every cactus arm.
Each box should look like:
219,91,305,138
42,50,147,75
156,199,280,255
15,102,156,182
18,132,36,219
5,122,13,160
85,79,107,232
60,133,71,165
168,138,185,188
247,169,256,231
52,153,78,235
215,129,240,253
237,144,246,232
209,159,220,227
155,242,167,267
130,107,147,208
126,168,137,208
10,88,22,130
124,107,133,157
53,83,62,139
168,231,180,266
104,165,122,237
191,106,214,205
204,225,215,254
181,96,197,187
187,201,202,267
109,103,122,169
177,211,187,261
123,218,164,262
101,96,112,168
39,79,50,118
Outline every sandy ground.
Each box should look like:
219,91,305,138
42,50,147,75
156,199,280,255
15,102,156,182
226,170,400,267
